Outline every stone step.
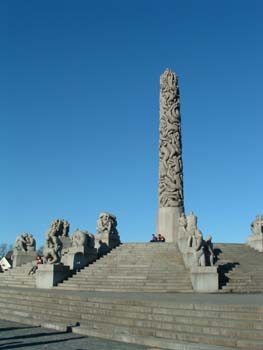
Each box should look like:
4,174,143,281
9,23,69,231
58,242,192,292
73,319,262,349
0,291,262,323
0,288,262,349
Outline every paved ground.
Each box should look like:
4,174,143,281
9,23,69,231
0,319,151,350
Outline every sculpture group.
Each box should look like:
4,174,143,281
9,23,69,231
13,212,121,271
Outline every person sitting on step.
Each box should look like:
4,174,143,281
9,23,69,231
28,255,43,275
158,234,166,242
150,234,158,242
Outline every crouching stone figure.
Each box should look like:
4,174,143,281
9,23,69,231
43,221,63,264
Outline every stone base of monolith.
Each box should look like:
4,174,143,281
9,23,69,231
190,266,218,293
61,247,97,270
12,251,37,268
157,207,184,242
246,234,263,252
36,263,70,289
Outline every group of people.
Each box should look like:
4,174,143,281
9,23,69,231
150,233,166,242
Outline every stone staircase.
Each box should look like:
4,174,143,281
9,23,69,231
0,287,262,350
56,242,193,292
214,243,263,293
0,261,36,288
1,242,263,294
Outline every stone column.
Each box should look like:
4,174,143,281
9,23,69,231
157,69,184,242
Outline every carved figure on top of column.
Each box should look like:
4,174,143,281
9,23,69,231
250,215,263,236
159,69,184,209
62,220,70,237
14,233,36,252
96,212,118,236
95,212,120,250
43,220,63,264
72,229,95,249
45,219,70,238
246,214,263,252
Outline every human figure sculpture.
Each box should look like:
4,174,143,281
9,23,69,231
14,233,36,252
177,212,188,252
246,214,263,252
43,220,63,264
72,229,95,249
46,219,70,239
186,212,206,266
62,220,70,237
187,229,205,267
96,212,118,236
26,234,36,251
250,215,263,236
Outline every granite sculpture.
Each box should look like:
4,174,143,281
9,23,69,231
187,213,206,267
246,214,263,252
178,211,218,292
13,233,37,267
71,229,95,250
157,69,184,242
14,233,36,252
61,229,97,270
43,220,63,264
178,211,215,268
95,212,120,249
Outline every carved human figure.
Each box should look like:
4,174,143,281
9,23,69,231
14,234,28,252
188,230,205,267
250,215,263,235
14,233,36,252
186,211,197,236
26,234,36,251
96,212,118,236
62,220,70,237
186,212,205,266
177,213,188,251
46,219,70,238
72,229,87,248
43,221,63,264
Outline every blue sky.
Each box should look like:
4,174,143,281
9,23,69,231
1,1,262,248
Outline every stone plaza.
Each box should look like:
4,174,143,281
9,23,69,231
1,70,263,349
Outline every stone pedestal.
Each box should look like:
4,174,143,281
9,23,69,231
182,249,196,268
61,247,97,270
190,266,218,293
246,234,263,252
95,233,120,250
157,207,183,242
12,251,37,268
36,263,70,289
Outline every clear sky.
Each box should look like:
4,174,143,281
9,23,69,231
1,1,262,248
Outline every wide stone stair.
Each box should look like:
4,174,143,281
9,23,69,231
0,261,36,288
56,242,193,292
214,243,263,293
0,287,262,350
